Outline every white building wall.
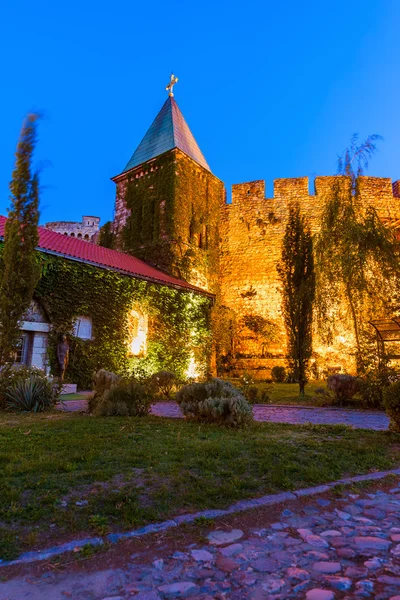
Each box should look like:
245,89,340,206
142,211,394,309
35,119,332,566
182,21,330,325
30,333,48,370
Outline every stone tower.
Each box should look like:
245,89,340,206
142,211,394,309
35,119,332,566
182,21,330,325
112,91,225,292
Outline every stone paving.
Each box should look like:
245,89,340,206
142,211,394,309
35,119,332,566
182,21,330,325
57,399,389,431
2,482,400,599
151,403,390,431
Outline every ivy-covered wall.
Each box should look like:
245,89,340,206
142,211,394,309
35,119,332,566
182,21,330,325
33,253,212,389
113,149,225,293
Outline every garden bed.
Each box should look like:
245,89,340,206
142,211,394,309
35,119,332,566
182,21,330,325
0,411,399,560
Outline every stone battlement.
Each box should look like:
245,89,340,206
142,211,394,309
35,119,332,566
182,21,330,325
228,176,400,219
45,215,100,242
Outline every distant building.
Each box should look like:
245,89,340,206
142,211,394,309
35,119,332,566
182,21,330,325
44,216,100,242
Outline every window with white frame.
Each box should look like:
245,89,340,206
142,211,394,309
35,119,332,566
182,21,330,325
73,316,93,340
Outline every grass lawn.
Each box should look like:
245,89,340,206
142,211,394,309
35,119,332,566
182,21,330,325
0,412,399,560
243,381,368,408
59,393,89,401
268,381,324,405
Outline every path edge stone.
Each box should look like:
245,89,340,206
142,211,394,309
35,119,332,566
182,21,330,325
1,467,399,568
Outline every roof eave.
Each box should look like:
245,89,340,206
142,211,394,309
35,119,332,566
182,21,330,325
0,236,214,299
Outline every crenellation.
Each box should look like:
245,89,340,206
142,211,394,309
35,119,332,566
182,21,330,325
231,180,265,203
219,172,400,377
273,176,309,199
45,215,100,242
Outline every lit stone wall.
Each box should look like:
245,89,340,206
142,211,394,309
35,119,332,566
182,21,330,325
45,216,100,242
220,175,400,378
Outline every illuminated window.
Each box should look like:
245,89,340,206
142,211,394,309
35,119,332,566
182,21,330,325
128,309,148,356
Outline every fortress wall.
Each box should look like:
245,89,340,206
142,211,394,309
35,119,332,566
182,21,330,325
219,175,400,376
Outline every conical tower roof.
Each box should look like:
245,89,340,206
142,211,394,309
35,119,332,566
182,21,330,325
122,96,211,173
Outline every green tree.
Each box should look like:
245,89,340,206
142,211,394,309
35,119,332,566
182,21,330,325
98,220,115,249
277,204,315,395
315,135,398,368
0,114,41,364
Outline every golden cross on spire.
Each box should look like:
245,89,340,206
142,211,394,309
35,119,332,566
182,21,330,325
166,73,178,97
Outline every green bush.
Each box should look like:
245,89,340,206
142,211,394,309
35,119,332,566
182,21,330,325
271,366,286,383
175,378,253,428
93,380,152,417
150,370,177,399
5,375,58,412
88,369,120,413
383,381,400,432
245,385,259,404
358,364,399,410
0,365,58,411
327,374,359,405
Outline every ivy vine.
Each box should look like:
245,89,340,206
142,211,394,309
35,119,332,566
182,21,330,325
32,253,212,388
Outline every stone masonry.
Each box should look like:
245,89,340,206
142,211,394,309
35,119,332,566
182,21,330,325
45,215,100,242
111,93,400,378
219,176,400,377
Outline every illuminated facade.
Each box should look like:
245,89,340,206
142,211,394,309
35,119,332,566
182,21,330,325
113,91,400,378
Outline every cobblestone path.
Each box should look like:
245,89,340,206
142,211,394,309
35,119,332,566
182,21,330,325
152,402,390,431
2,481,400,599
57,400,389,431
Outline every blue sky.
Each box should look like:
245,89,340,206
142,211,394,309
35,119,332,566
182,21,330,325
1,0,399,224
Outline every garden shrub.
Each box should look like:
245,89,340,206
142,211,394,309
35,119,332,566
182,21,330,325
93,380,152,417
358,364,399,410
0,365,58,411
312,386,334,406
383,381,400,432
327,374,359,405
150,370,177,399
88,369,120,413
245,385,259,404
5,374,58,412
271,366,286,383
175,378,253,427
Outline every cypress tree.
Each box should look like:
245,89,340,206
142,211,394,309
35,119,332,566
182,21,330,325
277,204,315,395
0,114,41,365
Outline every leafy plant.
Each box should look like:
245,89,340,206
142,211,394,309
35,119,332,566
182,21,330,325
245,386,260,404
175,378,253,427
88,369,120,413
271,366,286,383
150,370,177,399
356,351,400,409
93,380,152,417
0,365,57,410
327,374,359,405
383,381,400,432
5,375,58,412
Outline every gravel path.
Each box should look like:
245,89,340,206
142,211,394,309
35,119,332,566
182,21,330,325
2,480,400,599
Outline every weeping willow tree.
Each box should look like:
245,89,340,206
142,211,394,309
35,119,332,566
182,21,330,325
315,134,399,370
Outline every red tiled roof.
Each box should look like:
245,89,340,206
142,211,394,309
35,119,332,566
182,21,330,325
0,216,212,297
